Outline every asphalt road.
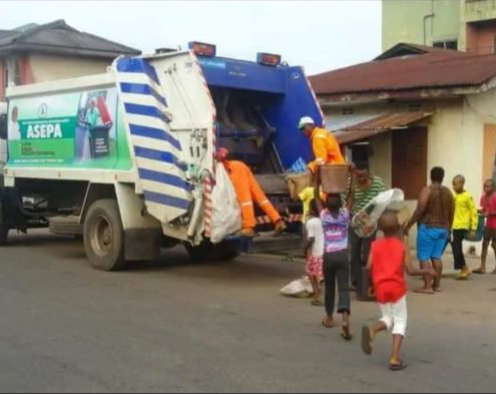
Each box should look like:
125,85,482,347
0,230,495,393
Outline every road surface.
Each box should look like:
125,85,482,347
0,230,495,392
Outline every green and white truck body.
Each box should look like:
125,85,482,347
0,51,219,269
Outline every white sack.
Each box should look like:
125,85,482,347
352,188,405,238
210,163,242,243
280,277,314,298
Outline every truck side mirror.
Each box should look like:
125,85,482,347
0,114,7,140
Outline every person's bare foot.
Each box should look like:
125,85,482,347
322,317,334,328
433,286,442,293
414,287,434,295
472,267,486,274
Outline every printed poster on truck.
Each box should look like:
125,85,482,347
7,88,131,169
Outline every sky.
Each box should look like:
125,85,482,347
0,0,382,75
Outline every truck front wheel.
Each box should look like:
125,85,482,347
84,199,126,271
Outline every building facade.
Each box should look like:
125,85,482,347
383,0,496,54
310,44,496,250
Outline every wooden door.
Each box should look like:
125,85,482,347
483,124,496,182
392,127,428,200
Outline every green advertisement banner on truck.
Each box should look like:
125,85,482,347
7,88,132,170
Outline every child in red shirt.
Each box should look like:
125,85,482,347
473,179,496,274
361,211,434,371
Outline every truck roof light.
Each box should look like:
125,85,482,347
257,52,281,67
188,41,216,57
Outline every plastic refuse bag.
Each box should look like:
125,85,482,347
352,188,405,238
280,276,314,298
465,214,485,242
210,163,242,244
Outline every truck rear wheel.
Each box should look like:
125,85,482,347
0,202,8,246
84,199,125,271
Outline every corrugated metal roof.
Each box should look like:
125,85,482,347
334,111,432,144
0,20,140,58
310,43,496,96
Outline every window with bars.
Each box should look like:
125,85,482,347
433,40,458,50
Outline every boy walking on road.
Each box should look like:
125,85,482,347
474,179,496,274
451,175,478,280
362,211,435,371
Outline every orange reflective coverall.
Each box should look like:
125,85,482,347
308,127,345,173
223,160,281,229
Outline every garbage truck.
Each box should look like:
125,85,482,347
0,42,325,271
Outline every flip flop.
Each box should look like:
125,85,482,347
341,324,353,341
361,326,372,355
389,360,408,371
472,268,486,274
311,299,324,307
322,318,334,328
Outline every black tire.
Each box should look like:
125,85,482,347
49,216,83,236
83,199,126,271
185,241,239,262
0,201,8,246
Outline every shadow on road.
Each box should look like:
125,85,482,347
5,231,301,284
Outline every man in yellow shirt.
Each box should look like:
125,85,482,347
298,116,345,174
451,175,478,280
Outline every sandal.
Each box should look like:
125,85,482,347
341,323,353,341
311,299,324,307
322,318,334,328
389,360,408,371
472,268,486,274
361,326,373,355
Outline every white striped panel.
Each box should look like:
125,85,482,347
117,71,163,95
126,113,172,132
130,134,181,156
145,201,186,223
140,179,191,200
135,156,184,176
120,91,169,114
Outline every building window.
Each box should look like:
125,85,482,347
433,40,458,50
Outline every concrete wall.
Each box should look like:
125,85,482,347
29,54,110,83
382,0,460,51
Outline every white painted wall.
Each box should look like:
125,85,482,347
322,95,496,256
29,54,111,83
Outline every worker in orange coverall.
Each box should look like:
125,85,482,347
215,147,286,238
298,116,345,174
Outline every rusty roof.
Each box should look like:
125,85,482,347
334,111,432,145
310,43,496,96
0,20,140,59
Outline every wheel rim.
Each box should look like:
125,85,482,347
91,215,113,257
